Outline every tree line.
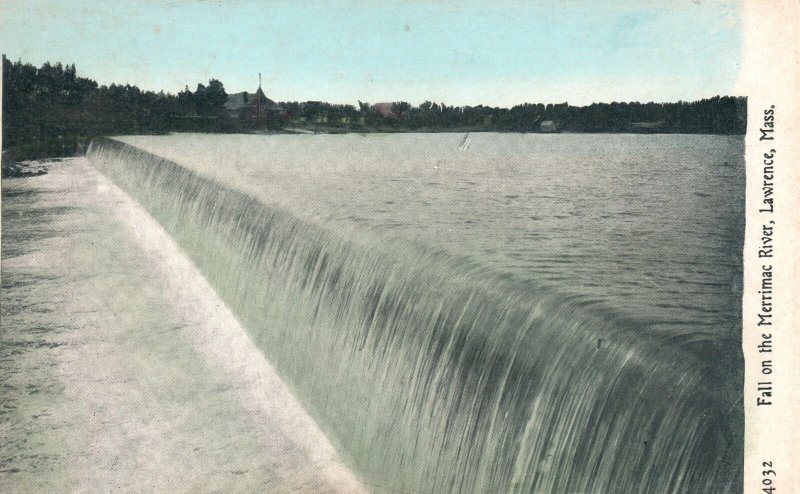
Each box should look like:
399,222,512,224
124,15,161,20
282,98,746,135
2,56,238,160
2,56,747,161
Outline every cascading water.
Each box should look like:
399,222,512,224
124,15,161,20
87,137,742,493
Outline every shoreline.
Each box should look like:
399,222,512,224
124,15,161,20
2,130,746,166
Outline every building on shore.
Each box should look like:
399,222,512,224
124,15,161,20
372,102,400,119
223,78,284,128
538,120,558,133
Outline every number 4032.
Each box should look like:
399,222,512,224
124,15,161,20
762,461,776,493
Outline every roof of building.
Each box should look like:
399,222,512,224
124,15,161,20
225,88,282,112
372,102,399,118
539,120,558,132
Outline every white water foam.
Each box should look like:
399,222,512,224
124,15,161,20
1,159,366,491
91,163,367,492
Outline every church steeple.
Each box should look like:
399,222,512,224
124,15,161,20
255,73,265,99
255,73,263,122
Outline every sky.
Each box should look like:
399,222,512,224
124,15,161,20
0,0,743,107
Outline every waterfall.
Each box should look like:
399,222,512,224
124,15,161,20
87,137,742,493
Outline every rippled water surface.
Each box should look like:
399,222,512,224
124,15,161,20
118,133,745,338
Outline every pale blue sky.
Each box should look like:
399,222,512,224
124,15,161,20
0,0,742,106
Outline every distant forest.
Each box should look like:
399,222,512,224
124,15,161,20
3,56,747,161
